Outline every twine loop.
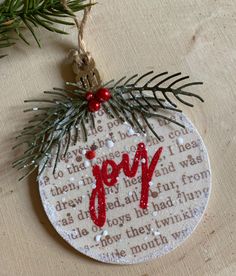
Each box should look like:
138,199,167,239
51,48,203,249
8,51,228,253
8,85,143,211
61,0,101,89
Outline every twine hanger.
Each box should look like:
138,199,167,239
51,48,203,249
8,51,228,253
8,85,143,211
61,0,101,89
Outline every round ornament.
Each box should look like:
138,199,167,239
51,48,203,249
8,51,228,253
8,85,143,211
39,109,211,264
9,0,212,266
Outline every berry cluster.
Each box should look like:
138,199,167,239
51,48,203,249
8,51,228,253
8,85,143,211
85,88,111,112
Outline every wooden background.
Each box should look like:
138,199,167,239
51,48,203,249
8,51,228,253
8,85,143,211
0,0,235,275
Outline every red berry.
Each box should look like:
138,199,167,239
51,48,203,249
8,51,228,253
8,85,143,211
96,88,111,102
88,99,101,112
85,150,96,160
85,91,94,101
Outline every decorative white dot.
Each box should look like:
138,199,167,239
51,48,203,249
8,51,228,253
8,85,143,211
149,181,154,186
141,158,146,164
82,149,86,155
127,128,135,136
92,183,96,189
102,230,108,236
152,211,158,217
154,231,161,236
128,191,133,197
177,137,184,145
84,160,90,168
95,235,102,242
106,139,114,149
70,177,75,182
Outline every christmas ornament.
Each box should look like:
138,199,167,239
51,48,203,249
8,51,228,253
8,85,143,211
13,0,211,264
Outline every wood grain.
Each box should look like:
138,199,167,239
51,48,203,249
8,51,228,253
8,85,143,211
0,0,235,275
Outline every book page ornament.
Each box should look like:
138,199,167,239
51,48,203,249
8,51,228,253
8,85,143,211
39,108,211,264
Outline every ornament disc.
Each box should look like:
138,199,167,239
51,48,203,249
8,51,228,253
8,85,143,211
39,109,211,264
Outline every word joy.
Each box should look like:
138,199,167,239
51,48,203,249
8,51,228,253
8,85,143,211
89,143,163,227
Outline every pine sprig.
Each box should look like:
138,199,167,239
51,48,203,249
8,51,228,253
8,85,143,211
0,0,92,52
106,71,203,140
13,71,203,180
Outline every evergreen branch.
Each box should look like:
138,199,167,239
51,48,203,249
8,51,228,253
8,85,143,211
13,87,90,179
110,71,203,140
14,72,203,180
0,0,92,55
114,71,204,107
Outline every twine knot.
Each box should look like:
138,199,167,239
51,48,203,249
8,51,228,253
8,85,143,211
61,0,101,90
